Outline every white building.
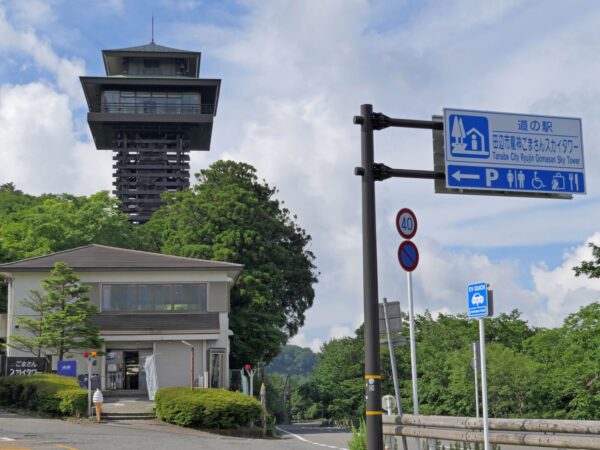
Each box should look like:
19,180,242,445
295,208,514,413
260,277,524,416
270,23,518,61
0,244,242,393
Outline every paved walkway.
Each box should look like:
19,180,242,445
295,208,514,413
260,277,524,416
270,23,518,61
101,397,155,416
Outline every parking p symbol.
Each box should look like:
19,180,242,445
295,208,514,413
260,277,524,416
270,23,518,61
485,169,499,187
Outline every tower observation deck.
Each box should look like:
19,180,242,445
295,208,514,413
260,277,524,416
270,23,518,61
80,42,220,224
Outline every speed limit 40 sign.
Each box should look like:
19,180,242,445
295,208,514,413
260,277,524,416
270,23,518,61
396,208,417,240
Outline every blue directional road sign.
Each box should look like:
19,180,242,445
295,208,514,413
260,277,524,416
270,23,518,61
444,108,585,195
397,240,419,272
467,282,489,318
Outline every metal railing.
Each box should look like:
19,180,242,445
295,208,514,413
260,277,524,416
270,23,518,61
383,414,600,449
95,103,215,115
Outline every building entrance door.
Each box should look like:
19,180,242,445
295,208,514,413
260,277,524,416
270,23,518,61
123,351,139,390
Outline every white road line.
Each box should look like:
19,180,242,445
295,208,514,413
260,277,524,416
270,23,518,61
276,426,348,450
1,437,15,441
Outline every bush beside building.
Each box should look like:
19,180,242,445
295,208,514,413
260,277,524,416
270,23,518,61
0,374,87,417
155,387,263,429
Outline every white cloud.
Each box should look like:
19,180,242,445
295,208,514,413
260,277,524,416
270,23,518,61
0,82,110,194
289,333,323,354
329,324,354,340
531,233,600,325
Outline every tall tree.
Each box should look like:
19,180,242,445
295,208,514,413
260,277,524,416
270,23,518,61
139,161,317,366
8,290,53,359
267,344,318,377
9,262,103,360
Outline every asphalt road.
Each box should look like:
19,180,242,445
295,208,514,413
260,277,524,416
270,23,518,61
0,412,355,450
1,413,572,450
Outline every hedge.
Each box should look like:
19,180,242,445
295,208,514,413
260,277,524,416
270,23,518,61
0,373,87,417
155,387,263,429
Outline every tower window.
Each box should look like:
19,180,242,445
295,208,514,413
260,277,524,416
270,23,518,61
143,59,161,68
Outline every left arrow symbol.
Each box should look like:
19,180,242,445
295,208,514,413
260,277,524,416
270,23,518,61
452,170,480,181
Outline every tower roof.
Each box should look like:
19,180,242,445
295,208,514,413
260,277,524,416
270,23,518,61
105,42,192,54
102,41,201,77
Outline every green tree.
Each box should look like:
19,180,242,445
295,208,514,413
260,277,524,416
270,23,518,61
8,290,53,359
0,191,138,260
139,161,317,366
9,262,103,361
0,189,137,315
308,332,365,421
573,242,600,279
267,344,318,377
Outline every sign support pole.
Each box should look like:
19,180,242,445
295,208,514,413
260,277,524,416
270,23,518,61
407,271,420,450
87,357,92,418
383,298,408,450
473,341,480,419
357,104,383,450
478,318,490,450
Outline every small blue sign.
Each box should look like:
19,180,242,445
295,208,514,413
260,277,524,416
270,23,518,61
398,240,419,272
57,360,77,377
467,282,488,318
448,114,490,158
444,108,585,195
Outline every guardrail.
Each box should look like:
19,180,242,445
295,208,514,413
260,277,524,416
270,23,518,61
383,414,600,449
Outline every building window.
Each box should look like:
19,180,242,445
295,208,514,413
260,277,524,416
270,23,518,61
102,90,201,114
102,284,207,312
143,59,161,68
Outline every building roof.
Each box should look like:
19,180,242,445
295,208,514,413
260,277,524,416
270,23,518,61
105,42,192,53
0,244,243,273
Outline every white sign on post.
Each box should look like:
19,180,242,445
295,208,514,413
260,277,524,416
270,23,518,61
444,108,585,196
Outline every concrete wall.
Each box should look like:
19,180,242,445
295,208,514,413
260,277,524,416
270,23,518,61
154,340,206,388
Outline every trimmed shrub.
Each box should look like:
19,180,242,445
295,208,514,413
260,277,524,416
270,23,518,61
0,373,87,417
155,387,263,429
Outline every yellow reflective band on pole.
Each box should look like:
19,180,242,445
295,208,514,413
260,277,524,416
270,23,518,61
365,374,382,379
366,410,383,416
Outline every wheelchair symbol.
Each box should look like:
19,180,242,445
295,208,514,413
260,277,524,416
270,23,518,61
531,171,545,190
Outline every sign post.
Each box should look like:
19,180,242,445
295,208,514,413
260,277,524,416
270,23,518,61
395,207,420,450
472,341,480,419
82,351,97,418
380,299,408,450
355,104,384,450
467,282,493,450
353,105,584,450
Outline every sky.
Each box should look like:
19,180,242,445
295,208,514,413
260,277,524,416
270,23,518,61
0,0,599,353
